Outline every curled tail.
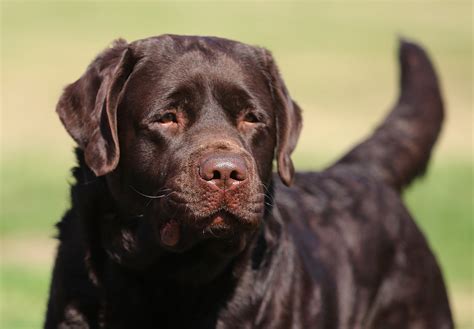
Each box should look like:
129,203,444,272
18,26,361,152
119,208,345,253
335,39,444,192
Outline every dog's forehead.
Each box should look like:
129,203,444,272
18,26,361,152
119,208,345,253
164,51,247,84
132,34,262,61
134,36,263,85
124,36,270,114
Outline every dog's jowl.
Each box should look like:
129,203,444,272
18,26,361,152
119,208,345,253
45,35,453,329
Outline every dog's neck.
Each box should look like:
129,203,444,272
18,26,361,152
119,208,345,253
70,149,282,287
68,150,295,327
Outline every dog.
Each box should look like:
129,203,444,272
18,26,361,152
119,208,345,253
45,35,453,329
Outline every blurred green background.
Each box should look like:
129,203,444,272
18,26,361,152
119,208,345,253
1,1,472,328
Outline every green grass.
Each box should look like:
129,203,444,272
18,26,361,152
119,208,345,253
1,1,472,328
405,161,473,286
1,265,51,329
0,152,72,235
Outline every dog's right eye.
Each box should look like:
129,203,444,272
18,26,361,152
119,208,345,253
145,110,186,134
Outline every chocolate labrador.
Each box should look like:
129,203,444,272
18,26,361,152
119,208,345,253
45,35,453,328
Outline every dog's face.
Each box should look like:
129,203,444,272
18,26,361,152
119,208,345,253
57,35,301,257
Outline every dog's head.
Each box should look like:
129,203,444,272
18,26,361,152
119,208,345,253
57,35,301,257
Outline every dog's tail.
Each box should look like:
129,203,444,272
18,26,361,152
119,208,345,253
334,39,444,192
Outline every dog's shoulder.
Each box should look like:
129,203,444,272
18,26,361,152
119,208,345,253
274,166,404,225
273,167,409,282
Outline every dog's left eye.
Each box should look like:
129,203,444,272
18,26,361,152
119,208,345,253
157,112,178,125
243,112,260,123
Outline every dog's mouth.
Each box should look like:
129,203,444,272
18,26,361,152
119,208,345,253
157,210,255,252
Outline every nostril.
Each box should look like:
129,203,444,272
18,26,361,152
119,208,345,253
212,170,221,180
230,170,245,181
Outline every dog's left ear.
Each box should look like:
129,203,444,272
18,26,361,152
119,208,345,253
260,49,303,186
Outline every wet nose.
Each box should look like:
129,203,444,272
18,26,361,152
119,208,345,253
199,154,248,190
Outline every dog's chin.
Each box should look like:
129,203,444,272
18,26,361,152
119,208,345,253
155,211,260,254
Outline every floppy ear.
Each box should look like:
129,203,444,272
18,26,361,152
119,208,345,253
56,39,136,176
261,49,303,186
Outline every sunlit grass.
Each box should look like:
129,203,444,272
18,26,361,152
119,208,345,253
1,265,51,329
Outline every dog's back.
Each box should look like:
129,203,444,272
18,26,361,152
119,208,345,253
270,40,453,328
274,170,452,328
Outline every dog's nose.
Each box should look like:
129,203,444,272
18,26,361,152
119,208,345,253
199,154,248,190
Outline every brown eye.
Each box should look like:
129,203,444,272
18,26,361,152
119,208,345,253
243,112,260,123
158,112,177,124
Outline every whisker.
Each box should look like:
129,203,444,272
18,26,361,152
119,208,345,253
144,199,154,209
129,185,173,199
257,184,275,204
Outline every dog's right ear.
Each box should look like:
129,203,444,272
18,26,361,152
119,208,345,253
56,39,136,176
259,48,303,186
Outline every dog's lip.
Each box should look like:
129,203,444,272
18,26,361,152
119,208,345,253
164,210,235,232
161,197,244,229
210,213,225,226
203,211,234,233
157,210,241,249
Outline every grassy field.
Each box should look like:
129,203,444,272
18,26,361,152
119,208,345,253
1,1,472,328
